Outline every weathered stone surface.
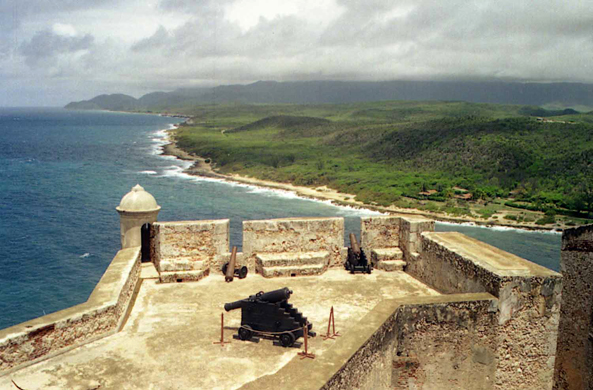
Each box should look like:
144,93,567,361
257,251,330,267
260,264,326,278
415,232,562,390
371,248,406,271
152,219,229,276
159,269,209,283
256,251,330,278
392,296,498,390
361,216,401,249
0,247,141,374
554,224,593,390
375,259,406,272
400,217,435,258
371,247,403,261
243,217,344,269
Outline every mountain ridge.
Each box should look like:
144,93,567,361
64,80,593,111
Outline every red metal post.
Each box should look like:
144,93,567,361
298,325,315,359
213,312,230,346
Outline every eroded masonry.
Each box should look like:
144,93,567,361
1,184,589,390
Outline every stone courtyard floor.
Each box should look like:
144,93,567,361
1,269,439,390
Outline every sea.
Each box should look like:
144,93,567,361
0,108,561,330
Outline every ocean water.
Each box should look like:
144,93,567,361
0,108,561,330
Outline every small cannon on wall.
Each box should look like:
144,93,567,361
345,233,372,274
224,287,315,347
222,246,248,282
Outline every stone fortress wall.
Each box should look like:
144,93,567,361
554,224,593,390
0,247,141,375
2,185,591,390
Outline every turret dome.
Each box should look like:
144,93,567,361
116,184,160,213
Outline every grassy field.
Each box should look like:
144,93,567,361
170,100,593,226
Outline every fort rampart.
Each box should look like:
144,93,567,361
0,213,566,390
0,247,141,375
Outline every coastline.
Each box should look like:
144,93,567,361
161,132,563,233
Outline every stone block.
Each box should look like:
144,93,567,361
256,251,329,268
375,260,406,272
260,264,325,278
159,269,209,284
371,248,403,262
159,259,205,272
256,251,329,278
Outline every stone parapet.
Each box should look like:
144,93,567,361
361,216,401,249
399,217,434,259
152,219,229,277
242,217,344,269
0,247,141,376
238,293,498,390
416,232,562,390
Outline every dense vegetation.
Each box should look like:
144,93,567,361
173,101,593,222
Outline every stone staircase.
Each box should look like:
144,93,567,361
370,248,406,271
256,251,329,278
158,256,209,283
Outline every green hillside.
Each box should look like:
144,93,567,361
174,101,593,223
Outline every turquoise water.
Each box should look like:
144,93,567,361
0,108,560,330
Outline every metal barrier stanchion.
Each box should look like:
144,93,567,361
213,313,230,346
323,306,341,340
298,325,315,360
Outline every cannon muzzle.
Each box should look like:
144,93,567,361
224,299,247,312
349,233,361,255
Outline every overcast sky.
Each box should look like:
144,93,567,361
1,0,592,106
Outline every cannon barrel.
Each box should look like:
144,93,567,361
225,246,238,282
224,287,292,311
224,299,247,312
349,233,361,256
257,287,292,303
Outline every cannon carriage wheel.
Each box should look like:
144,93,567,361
222,263,249,279
238,325,253,341
280,332,296,347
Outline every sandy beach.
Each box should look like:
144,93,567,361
162,132,565,232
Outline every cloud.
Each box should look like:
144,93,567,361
1,0,593,106
19,29,94,67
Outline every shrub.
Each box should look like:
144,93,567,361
536,214,556,225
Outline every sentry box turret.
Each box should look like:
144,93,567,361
224,287,315,347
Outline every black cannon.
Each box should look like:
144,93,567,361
224,287,315,347
222,246,248,282
345,233,372,274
